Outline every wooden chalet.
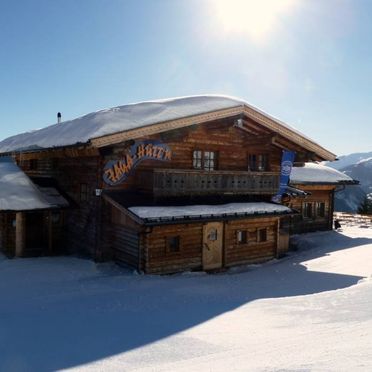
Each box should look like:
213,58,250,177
287,163,358,233
0,95,355,274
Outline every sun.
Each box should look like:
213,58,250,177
212,0,296,43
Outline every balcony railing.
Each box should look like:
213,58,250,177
148,169,279,196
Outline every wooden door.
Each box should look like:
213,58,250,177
203,222,223,270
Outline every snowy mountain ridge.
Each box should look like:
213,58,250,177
327,151,372,170
326,151,372,212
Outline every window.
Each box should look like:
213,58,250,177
303,202,313,218
204,151,216,171
248,154,268,171
257,228,267,242
193,150,202,169
29,159,38,170
237,230,247,244
51,212,61,224
208,228,218,241
316,202,326,218
192,150,217,171
80,183,88,202
167,236,180,253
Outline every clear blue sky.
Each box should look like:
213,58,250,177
1,0,371,155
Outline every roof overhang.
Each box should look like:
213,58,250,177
89,104,336,161
0,157,68,212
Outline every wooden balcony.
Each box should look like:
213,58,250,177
147,169,279,196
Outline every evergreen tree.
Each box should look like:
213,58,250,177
358,196,372,214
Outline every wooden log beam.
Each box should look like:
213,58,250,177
15,212,25,257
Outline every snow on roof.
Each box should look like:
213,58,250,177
37,187,69,208
0,95,244,152
129,202,292,222
290,163,355,184
0,95,327,156
0,157,55,211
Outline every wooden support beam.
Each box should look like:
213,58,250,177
48,211,53,255
15,212,25,257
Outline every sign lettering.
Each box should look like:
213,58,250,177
103,140,172,186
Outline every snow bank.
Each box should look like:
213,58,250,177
129,202,292,220
291,162,355,184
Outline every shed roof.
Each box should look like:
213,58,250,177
0,157,66,211
0,95,336,160
128,202,293,224
290,163,357,185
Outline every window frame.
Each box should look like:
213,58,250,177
236,230,248,244
80,183,89,202
303,202,313,219
248,153,269,172
316,201,326,218
29,159,38,171
192,150,218,171
257,228,267,243
166,235,181,254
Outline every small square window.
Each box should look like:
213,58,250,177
237,230,247,244
167,236,180,253
257,228,267,242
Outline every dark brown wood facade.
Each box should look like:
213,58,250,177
0,114,337,273
285,184,335,234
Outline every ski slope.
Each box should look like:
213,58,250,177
0,223,371,371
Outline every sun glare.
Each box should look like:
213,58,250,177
212,0,296,43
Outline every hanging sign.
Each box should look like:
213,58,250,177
271,150,295,203
103,140,171,186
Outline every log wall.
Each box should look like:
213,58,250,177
101,201,142,268
142,216,282,274
287,185,334,233
224,217,279,267
102,118,284,193
144,223,204,274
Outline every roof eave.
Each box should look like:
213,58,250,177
138,209,297,226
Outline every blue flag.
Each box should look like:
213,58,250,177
272,150,295,203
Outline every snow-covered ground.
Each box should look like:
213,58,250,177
1,224,372,371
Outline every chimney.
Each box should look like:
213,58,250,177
57,112,62,124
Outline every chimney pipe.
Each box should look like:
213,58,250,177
57,112,62,124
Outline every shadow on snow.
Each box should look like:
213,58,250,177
0,230,371,371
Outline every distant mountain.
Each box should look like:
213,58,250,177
328,151,372,170
326,152,372,212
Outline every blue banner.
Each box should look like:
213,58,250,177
272,150,295,203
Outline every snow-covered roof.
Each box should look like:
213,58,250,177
129,202,292,223
290,163,356,185
38,187,69,208
0,96,244,152
0,157,64,211
0,95,335,160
